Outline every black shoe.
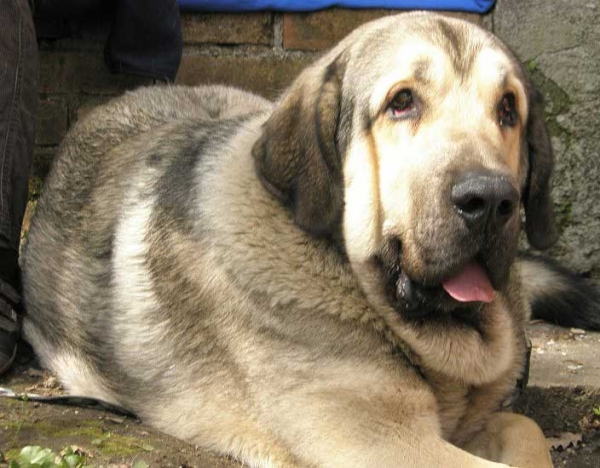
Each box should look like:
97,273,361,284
0,280,21,375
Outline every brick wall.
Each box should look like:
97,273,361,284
28,6,600,278
31,8,481,194
27,7,482,234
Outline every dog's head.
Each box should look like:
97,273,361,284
253,13,557,320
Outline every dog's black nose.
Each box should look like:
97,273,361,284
451,173,519,230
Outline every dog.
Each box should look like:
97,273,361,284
22,12,600,467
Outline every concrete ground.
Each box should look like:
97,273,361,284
1,322,599,467
528,321,600,388
518,321,600,467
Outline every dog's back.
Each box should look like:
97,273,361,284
22,85,273,405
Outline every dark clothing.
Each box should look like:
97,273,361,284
105,0,183,82
0,0,39,289
34,0,183,82
0,0,182,372
0,0,38,373
0,0,181,289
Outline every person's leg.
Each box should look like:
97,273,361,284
0,0,39,374
105,0,182,82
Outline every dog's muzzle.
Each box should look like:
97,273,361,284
382,170,520,320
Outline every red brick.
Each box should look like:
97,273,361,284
39,52,156,95
284,9,394,51
283,9,483,51
182,12,274,46
36,96,68,145
177,52,315,99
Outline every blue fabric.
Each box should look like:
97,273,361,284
178,0,495,13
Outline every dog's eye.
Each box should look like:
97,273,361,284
388,89,415,118
498,93,518,127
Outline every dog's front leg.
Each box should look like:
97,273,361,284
267,389,512,468
280,416,512,467
463,412,553,468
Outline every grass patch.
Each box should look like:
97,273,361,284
1,445,149,468
2,445,90,468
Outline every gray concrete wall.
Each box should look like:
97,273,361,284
490,0,600,279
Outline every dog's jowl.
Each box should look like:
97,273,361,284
22,12,600,468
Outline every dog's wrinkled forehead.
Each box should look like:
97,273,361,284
341,14,528,122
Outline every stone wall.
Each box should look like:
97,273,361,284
492,0,600,278
31,3,600,278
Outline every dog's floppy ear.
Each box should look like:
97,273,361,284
252,56,346,237
523,88,559,249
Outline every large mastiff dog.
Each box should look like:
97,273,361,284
23,12,600,468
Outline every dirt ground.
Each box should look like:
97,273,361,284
514,387,600,467
1,343,599,467
0,345,241,468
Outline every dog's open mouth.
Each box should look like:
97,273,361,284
384,257,496,319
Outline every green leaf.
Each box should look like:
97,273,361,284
62,454,83,468
18,446,55,466
61,447,74,457
132,460,149,468
593,406,600,416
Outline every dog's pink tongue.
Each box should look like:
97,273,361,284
442,262,494,303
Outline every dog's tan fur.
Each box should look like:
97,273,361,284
23,12,558,467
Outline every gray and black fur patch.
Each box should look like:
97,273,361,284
151,115,255,232
523,254,600,330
